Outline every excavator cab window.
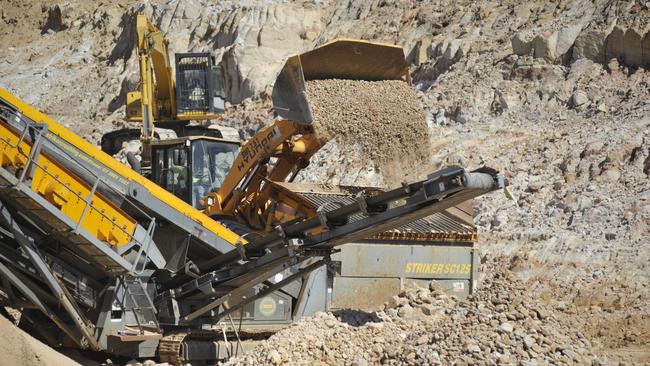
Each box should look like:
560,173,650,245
152,138,238,208
175,53,225,114
189,139,238,208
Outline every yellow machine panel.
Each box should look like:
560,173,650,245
0,87,241,247
0,120,137,248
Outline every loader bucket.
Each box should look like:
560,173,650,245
272,38,410,123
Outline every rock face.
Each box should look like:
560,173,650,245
3,0,649,142
555,25,583,62
512,32,533,56
606,26,627,64
514,24,650,67
513,26,582,63
623,28,644,67
572,29,607,64
532,31,560,61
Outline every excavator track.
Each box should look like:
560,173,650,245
159,332,188,365
159,330,223,365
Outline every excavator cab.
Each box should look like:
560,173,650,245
174,53,225,118
150,136,239,208
125,53,225,122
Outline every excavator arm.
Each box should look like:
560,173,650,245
204,120,319,221
125,13,176,166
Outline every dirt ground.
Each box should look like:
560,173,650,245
0,315,81,366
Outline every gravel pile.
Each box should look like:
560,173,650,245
227,265,602,366
304,79,431,186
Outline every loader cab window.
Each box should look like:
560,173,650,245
190,139,239,208
153,145,190,203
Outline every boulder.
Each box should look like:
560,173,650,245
413,37,433,65
267,349,282,365
533,31,559,61
500,322,514,333
570,90,589,108
599,167,621,182
41,5,70,34
511,32,533,55
419,303,437,316
467,344,481,353
398,304,415,318
513,3,534,25
555,25,583,61
572,29,607,64
494,89,520,110
443,39,472,62
431,38,451,58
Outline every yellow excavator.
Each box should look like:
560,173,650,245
101,13,231,171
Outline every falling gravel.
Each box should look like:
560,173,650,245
304,79,431,186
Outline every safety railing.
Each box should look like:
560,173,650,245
0,105,156,274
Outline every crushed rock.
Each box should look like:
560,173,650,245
303,79,432,187
226,264,603,366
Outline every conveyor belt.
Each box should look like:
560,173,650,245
0,170,133,274
0,113,147,274
175,166,503,323
0,87,241,268
297,190,476,242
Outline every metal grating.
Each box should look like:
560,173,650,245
175,54,213,113
297,190,477,243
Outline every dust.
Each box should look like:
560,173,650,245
305,79,432,186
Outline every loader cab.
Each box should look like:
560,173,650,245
151,136,239,208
